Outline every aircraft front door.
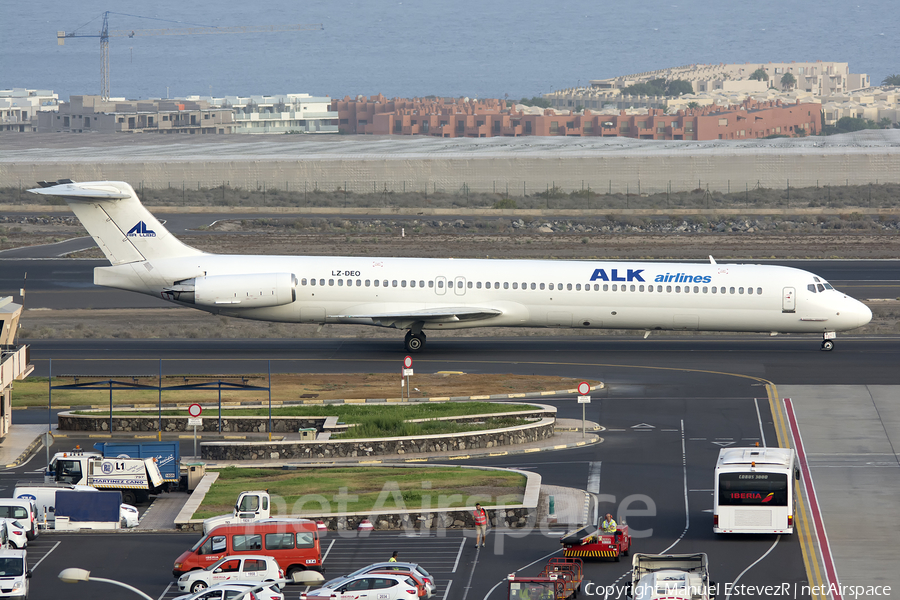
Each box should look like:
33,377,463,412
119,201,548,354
454,276,466,296
782,287,796,313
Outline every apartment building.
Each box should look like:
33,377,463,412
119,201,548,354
587,61,868,96
0,297,32,439
332,95,819,140
188,93,338,134
37,95,235,134
0,89,59,133
820,89,900,125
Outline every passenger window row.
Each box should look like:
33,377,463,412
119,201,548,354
299,277,763,296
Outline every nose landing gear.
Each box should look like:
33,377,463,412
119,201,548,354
821,333,835,351
405,330,426,353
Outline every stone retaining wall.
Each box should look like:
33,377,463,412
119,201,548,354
57,407,550,433
200,418,555,461
57,412,327,433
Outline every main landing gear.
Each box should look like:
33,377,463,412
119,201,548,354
404,330,426,353
821,333,835,352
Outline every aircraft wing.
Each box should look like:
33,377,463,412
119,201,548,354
334,306,502,328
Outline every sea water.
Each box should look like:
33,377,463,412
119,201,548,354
1,0,897,102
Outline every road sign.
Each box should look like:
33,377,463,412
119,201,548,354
188,403,202,418
578,396,591,404
577,381,590,395
403,368,414,377
403,355,413,369
188,417,202,427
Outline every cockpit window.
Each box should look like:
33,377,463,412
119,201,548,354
824,283,834,290
813,277,821,282
808,284,817,293
817,284,825,292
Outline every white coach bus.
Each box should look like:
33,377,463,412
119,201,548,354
713,447,800,534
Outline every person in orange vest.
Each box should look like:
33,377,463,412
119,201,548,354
473,503,488,548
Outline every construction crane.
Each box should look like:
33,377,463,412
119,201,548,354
57,11,323,101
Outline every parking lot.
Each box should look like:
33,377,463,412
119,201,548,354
155,531,468,600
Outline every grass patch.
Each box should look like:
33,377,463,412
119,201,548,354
335,416,533,438
194,466,526,519
76,401,538,420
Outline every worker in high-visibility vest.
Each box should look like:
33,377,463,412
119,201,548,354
474,503,488,548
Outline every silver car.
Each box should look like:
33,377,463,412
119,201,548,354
324,562,435,598
305,573,421,600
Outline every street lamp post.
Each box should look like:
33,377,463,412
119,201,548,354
58,568,154,600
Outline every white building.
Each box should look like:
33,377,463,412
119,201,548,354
586,61,868,96
1,297,33,439
189,93,339,134
545,62,899,128
821,89,900,126
0,89,59,133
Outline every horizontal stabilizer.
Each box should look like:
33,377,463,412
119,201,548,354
29,182,129,199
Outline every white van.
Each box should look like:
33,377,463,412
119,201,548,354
12,483,74,528
0,500,37,541
0,549,30,598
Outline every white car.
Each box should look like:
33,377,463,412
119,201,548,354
332,562,436,598
305,573,421,600
120,504,140,528
177,555,284,594
173,581,284,600
0,519,28,549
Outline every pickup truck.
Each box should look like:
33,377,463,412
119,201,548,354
203,490,272,534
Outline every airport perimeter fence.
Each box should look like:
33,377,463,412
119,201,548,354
4,179,900,212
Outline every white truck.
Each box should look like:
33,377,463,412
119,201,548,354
627,553,716,600
203,490,273,534
44,448,165,505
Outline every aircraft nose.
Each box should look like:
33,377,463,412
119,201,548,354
856,300,873,328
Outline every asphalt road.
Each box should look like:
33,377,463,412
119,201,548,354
3,243,897,599
6,337,900,599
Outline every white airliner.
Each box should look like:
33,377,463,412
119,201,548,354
30,180,872,352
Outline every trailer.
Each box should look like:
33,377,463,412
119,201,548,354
54,490,122,531
507,557,583,600
560,523,631,560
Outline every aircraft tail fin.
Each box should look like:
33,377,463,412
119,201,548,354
28,180,204,265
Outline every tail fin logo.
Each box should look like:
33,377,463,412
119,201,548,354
127,221,156,238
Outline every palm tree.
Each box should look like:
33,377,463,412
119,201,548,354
686,101,700,110
882,74,900,86
879,117,893,129
749,68,769,81
780,73,797,91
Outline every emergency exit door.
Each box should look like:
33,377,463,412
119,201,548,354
782,287,795,313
